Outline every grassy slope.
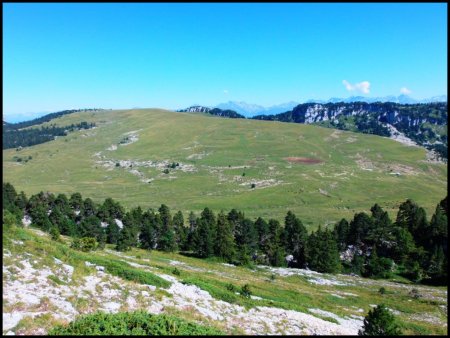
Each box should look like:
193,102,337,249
3,108,447,228
3,225,447,335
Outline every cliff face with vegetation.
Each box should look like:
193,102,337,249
253,102,448,159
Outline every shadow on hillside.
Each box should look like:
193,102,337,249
178,251,201,258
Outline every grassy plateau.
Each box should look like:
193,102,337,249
3,108,447,229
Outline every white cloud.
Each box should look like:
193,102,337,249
400,87,411,95
223,89,229,94
342,80,370,94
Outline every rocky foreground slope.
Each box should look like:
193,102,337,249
3,226,447,335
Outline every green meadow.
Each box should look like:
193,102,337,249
3,109,447,229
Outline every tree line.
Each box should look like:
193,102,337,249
3,121,96,149
3,182,447,285
4,108,102,131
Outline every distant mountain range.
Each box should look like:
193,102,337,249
4,95,446,124
215,101,299,117
214,95,447,117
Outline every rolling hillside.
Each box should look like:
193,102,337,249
2,108,447,228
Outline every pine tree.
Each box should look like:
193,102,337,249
368,205,395,256
106,218,121,245
97,231,107,250
15,191,28,211
396,199,429,248
97,197,124,221
323,228,342,273
122,212,140,248
427,245,446,280
333,218,350,251
192,208,216,257
173,211,187,249
428,203,448,252
140,211,160,250
370,204,385,221
49,207,65,233
283,211,308,268
266,219,285,267
350,253,366,276
235,217,257,264
29,204,52,231
183,211,197,251
82,198,97,217
358,304,402,335
69,192,83,212
79,215,103,239
365,247,393,279
158,204,176,251
254,216,269,251
193,219,214,258
391,226,416,265
214,212,236,262
27,193,45,212
3,182,18,210
116,226,134,251
54,193,73,219
349,212,374,245
307,226,341,273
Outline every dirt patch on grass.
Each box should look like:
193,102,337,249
284,157,323,164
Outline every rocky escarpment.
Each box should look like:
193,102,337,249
253,102,447,160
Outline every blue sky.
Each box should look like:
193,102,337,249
3,3,447,120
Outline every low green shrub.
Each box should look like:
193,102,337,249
240,284,252,298
71,237,97,252
226,283,236,292
48,310,224,335
67,251,170,288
